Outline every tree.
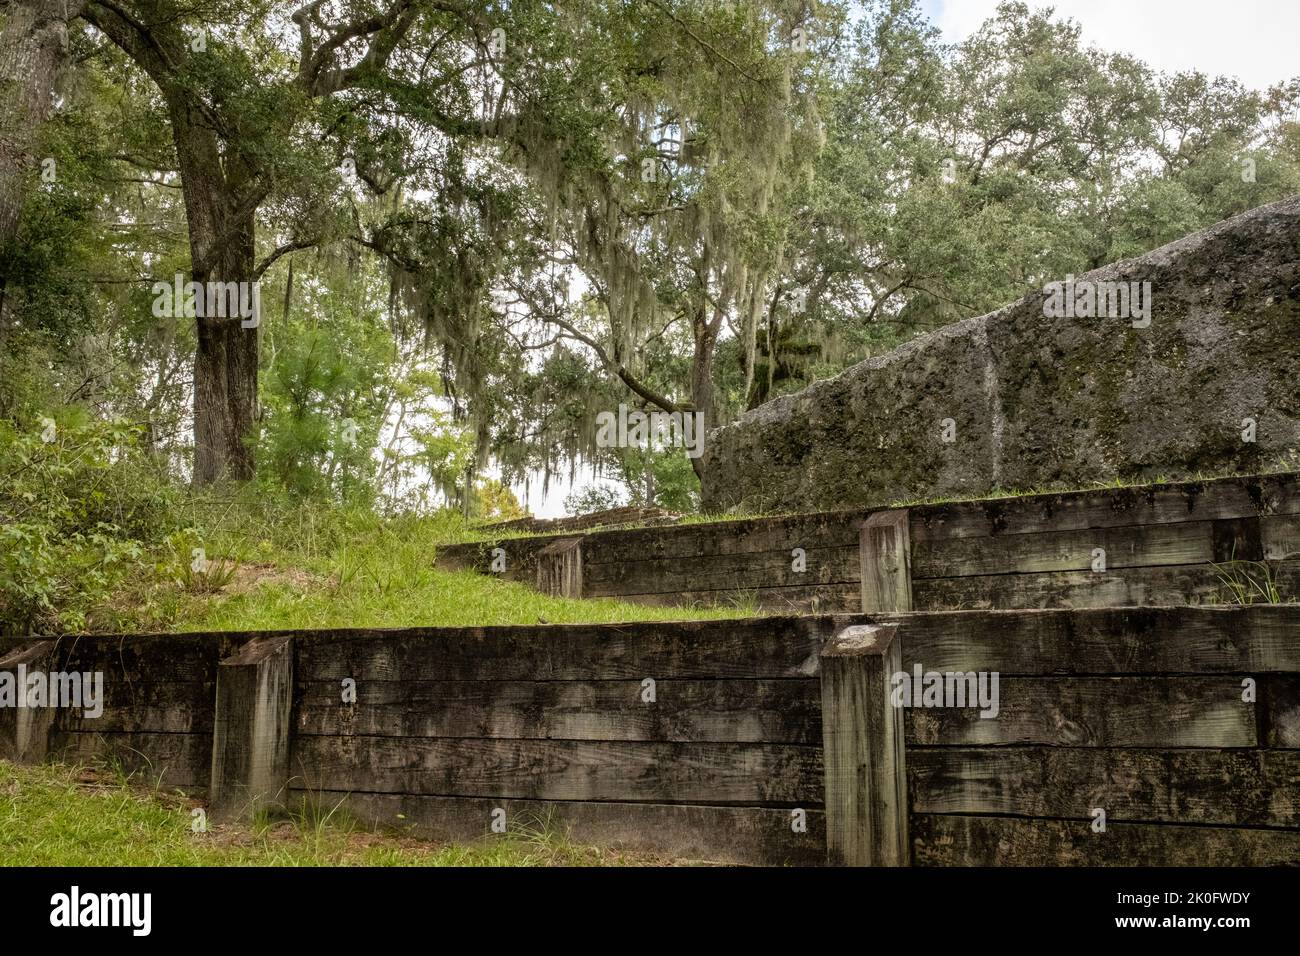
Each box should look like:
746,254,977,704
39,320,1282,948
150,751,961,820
0,0,86,256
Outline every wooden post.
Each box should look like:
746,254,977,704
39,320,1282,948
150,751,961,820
536,537,583,598
210,635,294,820
819,623,908,866
860,509,913,612
0,640,59,764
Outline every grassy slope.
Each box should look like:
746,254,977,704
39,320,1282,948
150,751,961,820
113,507,751,634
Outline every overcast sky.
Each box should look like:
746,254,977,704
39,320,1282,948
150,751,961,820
922,0,1299,91
518,0,1297,518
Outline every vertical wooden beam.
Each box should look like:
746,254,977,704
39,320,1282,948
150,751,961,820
210,635,294,820
819,623,908,866
0,640,59,763
860,509,913,612
536,537,583,599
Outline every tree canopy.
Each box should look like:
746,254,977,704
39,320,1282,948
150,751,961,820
1,0,1297,515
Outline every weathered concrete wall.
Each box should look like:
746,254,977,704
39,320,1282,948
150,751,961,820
702,195,1300,513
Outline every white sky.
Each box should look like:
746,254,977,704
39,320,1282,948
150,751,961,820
924,0,1299,92
518,0,1299,518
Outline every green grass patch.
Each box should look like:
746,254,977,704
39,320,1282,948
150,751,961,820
106,504,752,633
0,761,659,866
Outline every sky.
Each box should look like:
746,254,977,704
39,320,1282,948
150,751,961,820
921,0,1299,92
517,0,1299,518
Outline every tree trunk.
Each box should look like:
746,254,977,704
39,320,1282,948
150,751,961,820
0,0,84,251
168,99,259,485
0,0,86,344
189,218,258,484
689,310,717,482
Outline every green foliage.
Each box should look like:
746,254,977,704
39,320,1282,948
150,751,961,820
564,483,626,516
1,0,1297,644
258,295,391,503
618,447,701,513
0,414,171,633
474,478,526,521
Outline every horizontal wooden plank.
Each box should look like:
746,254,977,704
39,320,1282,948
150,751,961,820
911,813,1300,866
296,679,820,743
909,748,1300,826
583,545,858,596
59,681,215,734
294,617,832,681
582,512,866,564
0,633,232,682
293,791,825,866
49,731,211,789
291,735,823,805
878,605,1300,674
910,473,1300,543
905,677,1254,747
912,522,1212,578
613,583,860,614
912,563,1231,610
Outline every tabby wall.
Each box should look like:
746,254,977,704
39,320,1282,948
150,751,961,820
700,195,1300,513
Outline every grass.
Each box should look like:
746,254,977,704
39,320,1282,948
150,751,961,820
106,504,753,634
1210,558,1291,605
0,761,663,866
80,458,1300,634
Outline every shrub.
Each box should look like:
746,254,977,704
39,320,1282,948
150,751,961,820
0,414,169,633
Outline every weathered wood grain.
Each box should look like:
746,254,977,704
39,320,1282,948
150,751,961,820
433,538,554,583
1263,513,1300,561
912,521,1213,579
607,582,860,613
912,813,1300,866
881,605,1300,674
291,734,823,805
293,790,826,866
582,545,858,596
0,640,58,762
821,624,908,865
581,512,866,563
1262,674,1300,748
860,511,913,613
909,748,1300,826
912,563,1231,610
909,473,1300,543
536,537,583,598
211,635,294,819
6,632,232,682
59,681,215,734
294,617,834,681
295,678,820,744
905,677,1254,747
49,730,211,789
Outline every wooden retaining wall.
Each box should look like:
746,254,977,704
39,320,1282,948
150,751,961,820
0,633,228,789
898,606,1300,865
2,606,1297,865
436,472,1300,612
